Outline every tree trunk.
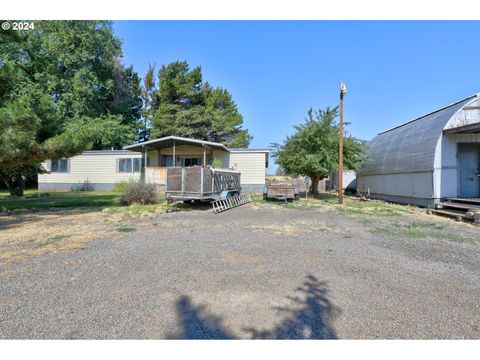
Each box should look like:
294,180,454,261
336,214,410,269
5,173,25,197
310,174,320,197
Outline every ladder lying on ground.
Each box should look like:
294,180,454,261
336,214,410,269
212,194,252,214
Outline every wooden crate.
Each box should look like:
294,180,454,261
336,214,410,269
266,183,296,199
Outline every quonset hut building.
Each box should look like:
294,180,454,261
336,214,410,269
357,94,480,207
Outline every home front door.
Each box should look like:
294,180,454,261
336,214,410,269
458,144,480,198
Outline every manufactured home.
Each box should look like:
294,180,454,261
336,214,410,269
357,94,480,207
38,136,270,192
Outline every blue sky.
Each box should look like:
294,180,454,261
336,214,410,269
113,21,480,174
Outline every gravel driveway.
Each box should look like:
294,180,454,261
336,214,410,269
1,201,479,339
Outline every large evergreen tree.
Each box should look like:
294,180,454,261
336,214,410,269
150,61,252,147
0,21,143,195
139,63,156,142
271,107,365,196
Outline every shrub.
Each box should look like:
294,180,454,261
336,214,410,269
212,157,223,168
71,179,93,191
120,181,158,205
113,180,132,193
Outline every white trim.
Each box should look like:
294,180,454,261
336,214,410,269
124,135,230,152
229,150,270,153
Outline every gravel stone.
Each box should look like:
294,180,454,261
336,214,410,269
1,203,479,339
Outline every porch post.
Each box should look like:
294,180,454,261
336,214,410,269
142,145,147,182
203,146,206,166
173,140,176,167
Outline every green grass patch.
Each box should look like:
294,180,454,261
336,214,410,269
0,189,190,216
103,198,193,216
373,226,426,239
0,190,121,211
262,193,417,217
35,234,70,248
117,227,136,233
372,221,468,241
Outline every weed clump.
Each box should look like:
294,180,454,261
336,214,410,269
120,181,158,205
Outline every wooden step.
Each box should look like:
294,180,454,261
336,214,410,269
427,208,466,221
435,202,480,212
445,197,480,206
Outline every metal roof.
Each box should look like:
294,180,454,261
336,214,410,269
124,136,229,152
82,150,141,155
229,148,270,153
357,95,477,176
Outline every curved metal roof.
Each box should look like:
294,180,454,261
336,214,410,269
357,95,477,176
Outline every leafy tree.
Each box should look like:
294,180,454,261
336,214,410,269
0,164,44,197
271,107,365,196
0,21,142,195
105,60,143,149
150,61,252,147
275,166,286,176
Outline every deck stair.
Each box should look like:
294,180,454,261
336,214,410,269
428,198,480,222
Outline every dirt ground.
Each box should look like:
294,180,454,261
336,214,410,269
0,197,479,339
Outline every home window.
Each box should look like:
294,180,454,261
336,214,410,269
162,155,174,167
51,159,69,173
183,158,201,167
133,158,141,172
118,158,142,173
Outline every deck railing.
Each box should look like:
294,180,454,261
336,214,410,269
145,166,167,185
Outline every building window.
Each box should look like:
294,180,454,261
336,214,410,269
51,159,69,173
118,158,141,173
133,158,141,172
162,155,174,167
183,158,201,167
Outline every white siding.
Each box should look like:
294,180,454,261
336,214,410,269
211,150,230,168
229,152,267,185
434,134,480,199
38,152,142,185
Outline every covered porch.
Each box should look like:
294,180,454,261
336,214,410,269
124,136,231,186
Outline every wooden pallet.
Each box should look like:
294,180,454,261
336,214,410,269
444,197,480,206
429,199,480,222
427,208,467,221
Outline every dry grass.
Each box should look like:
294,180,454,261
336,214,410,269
0,199,189,263
261,193,421,217
249,223,331,235
0,210,126,262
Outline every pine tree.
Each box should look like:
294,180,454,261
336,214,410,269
150,61,252,147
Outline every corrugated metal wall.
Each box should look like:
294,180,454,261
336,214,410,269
356,96,477,205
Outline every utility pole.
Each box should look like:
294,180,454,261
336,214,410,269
338,82,347,204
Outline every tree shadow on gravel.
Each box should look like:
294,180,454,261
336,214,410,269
166,296,234,339
167,275,339,339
